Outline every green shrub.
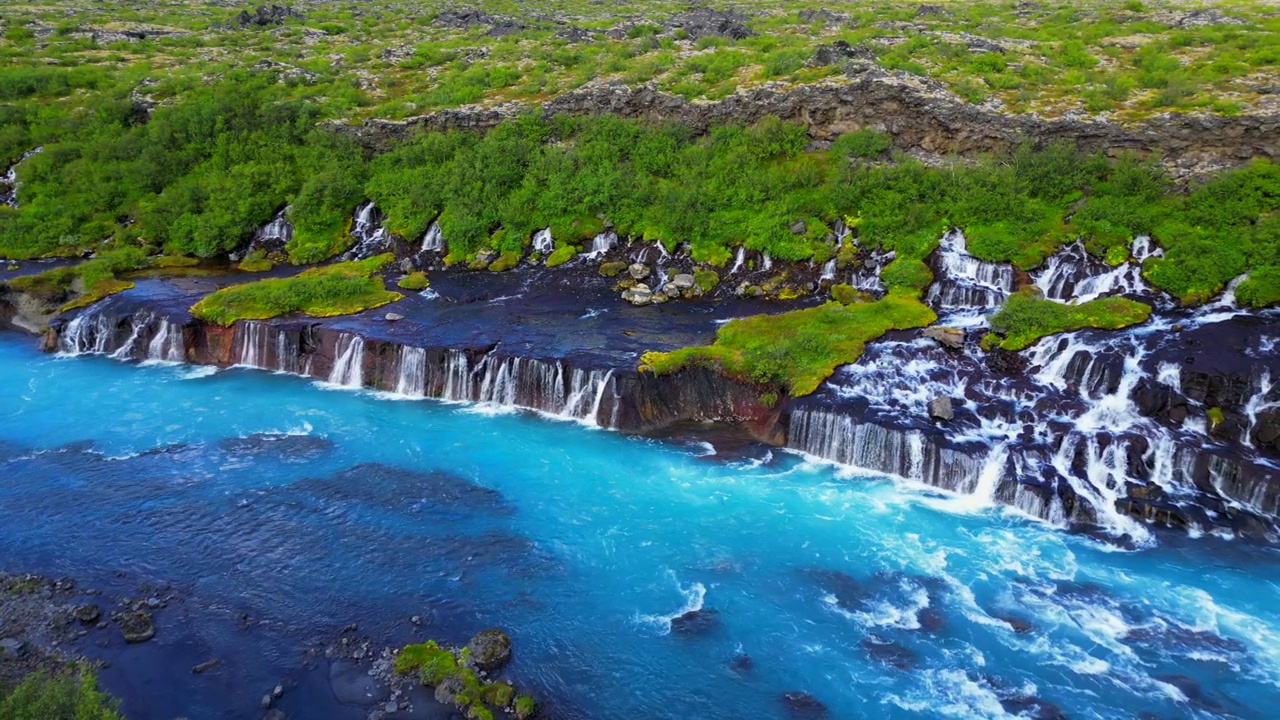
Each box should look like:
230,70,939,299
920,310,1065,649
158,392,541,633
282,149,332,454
0,666,123,720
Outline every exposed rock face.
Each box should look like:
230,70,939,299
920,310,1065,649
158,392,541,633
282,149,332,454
628,262,651,280
929,395,955,421
465,629,512,671
236,5,300,27
340,73,1278,180
672,8,753,40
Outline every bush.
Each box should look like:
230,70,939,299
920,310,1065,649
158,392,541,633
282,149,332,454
0,666,123,720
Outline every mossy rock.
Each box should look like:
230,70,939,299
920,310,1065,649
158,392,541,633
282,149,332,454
600,261,628,277
398,271,430,290
466,629,512,672
830,283,859,305
515,696,536,720
694,269,720,293
545,245,577,267
488,252,520,272
1207,406,1225,432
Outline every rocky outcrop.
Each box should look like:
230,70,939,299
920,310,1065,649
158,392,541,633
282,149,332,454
336,71,1279,180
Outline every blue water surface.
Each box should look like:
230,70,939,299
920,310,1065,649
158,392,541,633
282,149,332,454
1,334,1278,719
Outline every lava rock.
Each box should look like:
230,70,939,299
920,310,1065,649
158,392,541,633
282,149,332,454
923,325,965,350
119,611,155,643
780,691,829,718
434,675,465,705
929,395,955,422
0,637,27,659
622,283,653,306
985,347,1027,375
74,604,100,624
673,8,754,40
670,608,720,636
466,629,512,671
809,40,876,67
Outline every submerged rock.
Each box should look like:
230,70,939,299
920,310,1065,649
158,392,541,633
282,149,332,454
73,604,100,624
670,608,720,636
861,635,917,670
466,628,512,671
119,610,155,643
780,691,829,718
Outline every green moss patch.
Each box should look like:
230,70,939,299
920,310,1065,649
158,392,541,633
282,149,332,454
988,289,1152,351
545,245,577,267
190,254,401,326
394,641,531,720
599,261,628,277
641,292,936,396
397,271,430,290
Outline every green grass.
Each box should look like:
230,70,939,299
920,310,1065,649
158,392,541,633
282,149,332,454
190,254,401,325
0,665,123,720
641,291,936,396
988,288,1153,350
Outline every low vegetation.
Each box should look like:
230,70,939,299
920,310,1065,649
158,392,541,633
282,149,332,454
0,666,123,720
987,288,1153,350
397,271,430,290
190,254,400,325
641,291,936,395
394,641,534,720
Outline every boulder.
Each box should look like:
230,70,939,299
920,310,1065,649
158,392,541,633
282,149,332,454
670,608,719,636
622,284,653,306
74,604,100,624
789,219,808,235
0,637,26,659
384,313,405,322
628,262,651,280
923,326,965,350
466,629,513,671
119,611,155,643
781,691,829,718
434,676,465,705
670,274,695,290
929,396,955,421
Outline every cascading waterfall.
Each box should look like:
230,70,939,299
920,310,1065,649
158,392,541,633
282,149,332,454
850,248,893,296
394,346,428,397
347,202,390,260
1033,236,1161,303
59,311,117,356
109,312,154,361
145,319,186,363
252,209,293,248
586,231,618,259
926,230,1014,315
234,322,272,369
329,334,365,388
532,228,554,255
420,221,445,253
1,147,43,208
728,247,747,275
820,259,837,282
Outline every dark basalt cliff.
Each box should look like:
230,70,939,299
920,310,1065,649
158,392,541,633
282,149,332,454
338,69,1280,180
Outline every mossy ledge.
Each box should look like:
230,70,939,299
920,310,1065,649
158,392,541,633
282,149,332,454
190,254,401,326
987,289,1153,351
640,291,936,397
394,632,537,720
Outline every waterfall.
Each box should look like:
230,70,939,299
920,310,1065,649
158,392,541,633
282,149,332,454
820,259,837,282
1,146,43,208
145,319,186,363
394,346,428,397
560,369,616,426
59,311,117,356
109,312,154,361
532,228,554,255
762,253,773,272
1033,236,1161,303
252,209,293,247
1243,371,1277,449
926,230,1014,313
850,249,893,296
234,322,272,369
347,202,390,259
585,231,618,259
329,335,365,388
441,350,472,401
728,247,747,275
420,221,445,253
